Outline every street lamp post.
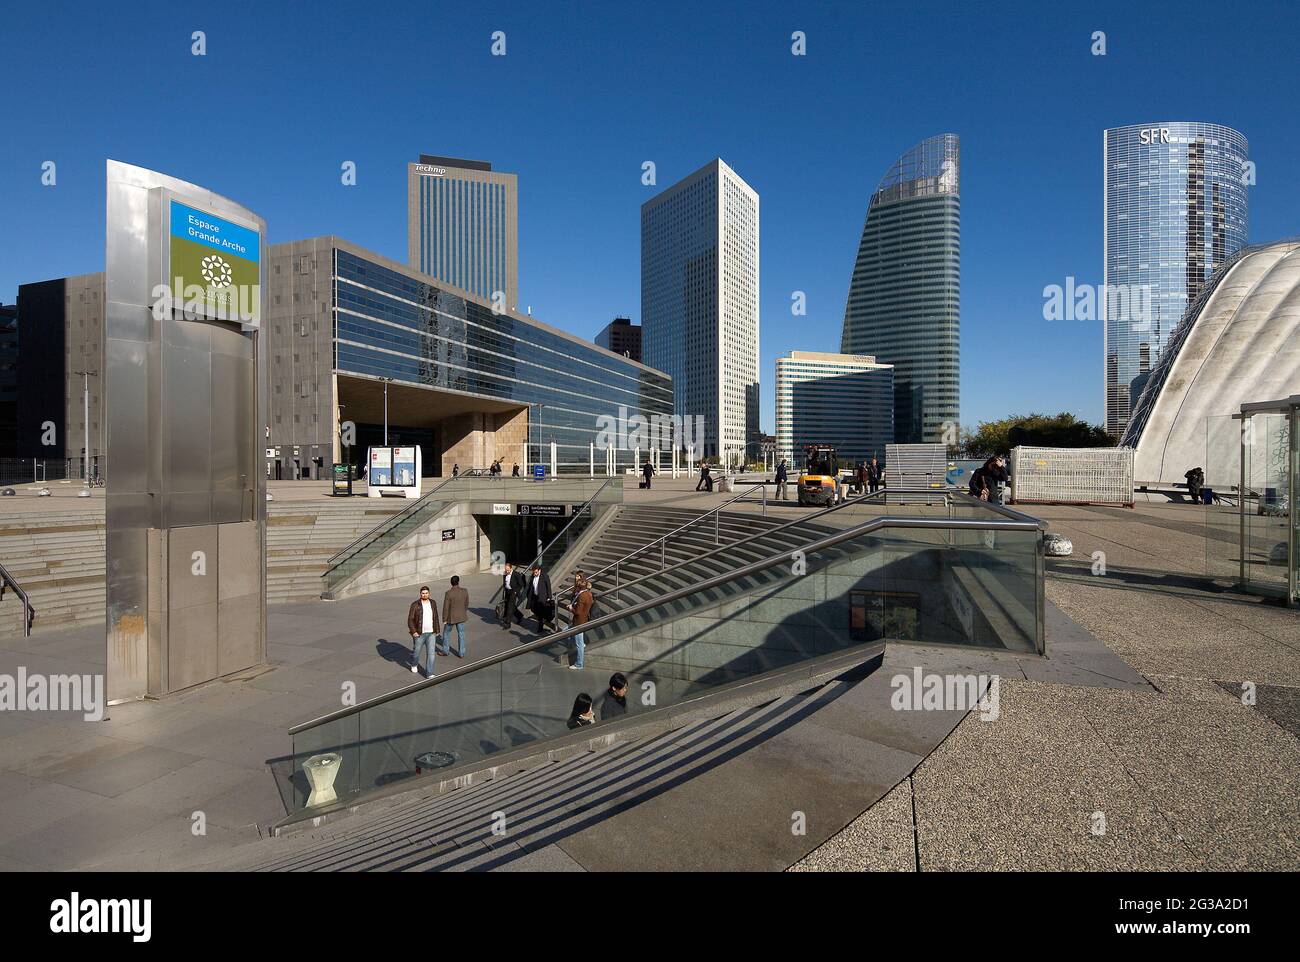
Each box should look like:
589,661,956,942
381,377,393,446
73,369,98,484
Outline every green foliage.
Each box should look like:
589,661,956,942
961,413,1115,458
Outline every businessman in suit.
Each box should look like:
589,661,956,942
500,562,526,630
527,564,556,633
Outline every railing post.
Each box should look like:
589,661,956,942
661,537,665,572
614,561,620,603
714,507,719,545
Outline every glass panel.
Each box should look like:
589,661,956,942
287,505,1043,817
1242,413,1290,593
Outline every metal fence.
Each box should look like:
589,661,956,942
1010,446,1133,506
0,457,105,487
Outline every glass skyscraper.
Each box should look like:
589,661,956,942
1103,122,1248,437
407,155,519,312
840,134,960,445
641,158,760,463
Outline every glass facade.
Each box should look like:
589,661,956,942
775,351,893,464
408,160,518,311
641,159,759,462
1103,122,1248,437
840,134,960,445
333,247,673,473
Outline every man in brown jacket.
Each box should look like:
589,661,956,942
439,575,469,659
568,573,594,670
407,585,441,678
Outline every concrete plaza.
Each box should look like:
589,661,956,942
0,480,1296,870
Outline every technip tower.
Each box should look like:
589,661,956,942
1103,122,1248,437
840,134,960,445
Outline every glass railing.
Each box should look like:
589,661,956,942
275,504,1043,818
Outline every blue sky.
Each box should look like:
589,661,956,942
2,0,1298,432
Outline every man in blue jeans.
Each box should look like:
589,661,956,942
406,585,441,678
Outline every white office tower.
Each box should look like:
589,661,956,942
641,158,760,464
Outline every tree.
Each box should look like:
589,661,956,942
961,413,1114,458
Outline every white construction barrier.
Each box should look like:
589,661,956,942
1010,446,1134,506
885,443,948,490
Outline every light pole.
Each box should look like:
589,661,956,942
380,377,393,446
73,369,98,484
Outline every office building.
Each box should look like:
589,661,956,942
775,350,894,465
642,158,759,463
14,273,104,464
15,243,673,481
1104,122,1249,436
408,154,519,311
0,302,17,458
840,134,960,445
595,316,642,363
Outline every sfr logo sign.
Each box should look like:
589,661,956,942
1138,127,1170,145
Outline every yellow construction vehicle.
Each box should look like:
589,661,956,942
798,444,840,506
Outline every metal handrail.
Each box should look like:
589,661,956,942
557,481,769,601
324,471,469,570
525,477,614,571
577,487,894,606
290,509,1043,735
0,560,35,638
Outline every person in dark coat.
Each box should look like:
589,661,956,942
855,461,867,495
527,564,555,633
512,463,520,477
867,458,883,493
641,460,656,489
775,460,788,500
499,562,526,630
1185,467,1205,503
440,575,469,658
696,463,712,492
569,574,594,669
599,672,629,720
969,457,1008,502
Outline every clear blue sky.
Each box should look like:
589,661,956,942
3,0,1298,432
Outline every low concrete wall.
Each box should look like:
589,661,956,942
332,502,479,600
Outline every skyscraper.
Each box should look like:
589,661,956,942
775,351,893,465
408,154,519,310
595,316,642,363
840,134,960,445
641,158,759,463
1103,123,1248,437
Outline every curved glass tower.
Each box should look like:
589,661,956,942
1103,122,1248,437
840,134,960,444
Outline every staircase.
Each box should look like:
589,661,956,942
0,513,106,635
0,499,405,636
555,504,849,621
211,675,855,872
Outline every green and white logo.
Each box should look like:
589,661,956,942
167,200,260,323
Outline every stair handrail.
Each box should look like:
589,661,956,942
0,560,35,638
526,477,615,573
563,487,1045,607
556,480,769,601
324,471,469,571
290,505,1043,736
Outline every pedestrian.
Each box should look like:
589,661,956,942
855,461,867,496
867,457,882,493
1185,466,1205,504
569,573,594,670
696,462,712,492
567,692,595,729
528,564,555,633
406,585,441,678
452,463,460,478
499,562,525,630
440,574,469,658
512,463,520,477
775,459,788,501
969,456,1007,502
641,459,656,490
599,672,628,719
